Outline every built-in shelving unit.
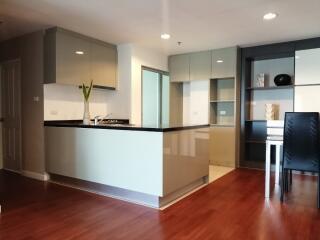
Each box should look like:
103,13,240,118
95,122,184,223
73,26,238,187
210,77,236,126
241,44,295,169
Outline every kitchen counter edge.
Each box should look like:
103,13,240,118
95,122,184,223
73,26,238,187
44,121,210,132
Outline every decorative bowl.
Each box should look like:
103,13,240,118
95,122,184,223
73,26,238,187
274,74,291,86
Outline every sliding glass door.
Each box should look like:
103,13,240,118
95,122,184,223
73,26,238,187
142,67,170,127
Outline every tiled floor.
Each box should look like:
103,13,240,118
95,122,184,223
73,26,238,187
209,165,234,183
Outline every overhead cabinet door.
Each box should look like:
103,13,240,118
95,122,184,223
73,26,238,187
189,51,211,80
44,27,117,88
91,43,117,88
295,48,320,85
212,47,237,79
56,31,91,86
169,54,190,82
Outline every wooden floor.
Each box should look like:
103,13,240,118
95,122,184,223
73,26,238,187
1,169,320,240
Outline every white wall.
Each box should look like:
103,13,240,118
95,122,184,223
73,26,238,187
183,80,209,125
104,44,132,119
44,84,111,120
131,45,168,124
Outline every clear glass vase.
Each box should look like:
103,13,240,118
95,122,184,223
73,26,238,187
83,100,91,124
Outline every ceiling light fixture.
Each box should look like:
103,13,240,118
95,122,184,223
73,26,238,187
75,51,84,55
263,12,278,20
217,60,224,63
161,33,171,40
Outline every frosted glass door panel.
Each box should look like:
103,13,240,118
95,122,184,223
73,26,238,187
162,75,170,125
294,86,320,112
142,70,160,126
295,48,320,85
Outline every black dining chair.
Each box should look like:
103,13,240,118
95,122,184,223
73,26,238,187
280,112,320,208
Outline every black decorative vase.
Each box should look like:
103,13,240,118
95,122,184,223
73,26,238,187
274,74,291,86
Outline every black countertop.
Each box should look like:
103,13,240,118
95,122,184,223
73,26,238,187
44,120,210,132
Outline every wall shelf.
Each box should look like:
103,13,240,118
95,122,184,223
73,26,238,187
245,119,267,122
210,100,235,103
241,52,295,169
246,140,266,144
210,124,235,127
210,78,235,126
246,85,293,91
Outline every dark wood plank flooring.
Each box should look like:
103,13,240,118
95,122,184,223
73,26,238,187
1,169,320,240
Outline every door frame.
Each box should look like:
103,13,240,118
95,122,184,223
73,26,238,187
0,59,22,173
141,66,169,125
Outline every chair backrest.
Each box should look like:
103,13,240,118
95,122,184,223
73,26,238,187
283,112,320,172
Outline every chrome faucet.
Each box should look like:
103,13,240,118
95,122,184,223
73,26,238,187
94,113,113,125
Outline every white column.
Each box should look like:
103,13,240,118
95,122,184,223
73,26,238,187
265,141,271,198
275,144,281,185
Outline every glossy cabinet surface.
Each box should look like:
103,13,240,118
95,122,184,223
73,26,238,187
163,128,209,195
91,43,117,88
212,47,237,79
45,27,117,88
169,54,190,82
209,126,235,167
189,51,212,81
55,31,91,85
45,126,209,207
294,85,320,112
295,48,320,85
169,47,237,82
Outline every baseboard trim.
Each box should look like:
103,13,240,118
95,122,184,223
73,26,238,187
22,170,50,181
3,168,21,174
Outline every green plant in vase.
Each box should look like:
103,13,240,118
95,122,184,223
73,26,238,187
82,80,93,124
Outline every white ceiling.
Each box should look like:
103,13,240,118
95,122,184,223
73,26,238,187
1,0,320,55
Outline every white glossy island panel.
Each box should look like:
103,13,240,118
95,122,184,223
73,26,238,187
45,126,209,208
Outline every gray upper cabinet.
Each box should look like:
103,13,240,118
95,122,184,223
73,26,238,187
212,47,237,79
55,30,91,86
169,54,190,82
91,42,117,88
44,27,117,89
190,51,212,80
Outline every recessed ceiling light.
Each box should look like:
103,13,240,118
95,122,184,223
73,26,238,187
263,12,278,20
161,33,170,40
75,51,84,55
217,60,224,63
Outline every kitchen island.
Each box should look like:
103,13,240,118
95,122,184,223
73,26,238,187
44,121,210,208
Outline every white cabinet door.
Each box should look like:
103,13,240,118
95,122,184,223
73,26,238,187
294,86,320,112
295,48,320,85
